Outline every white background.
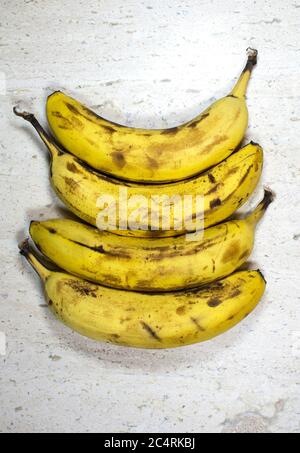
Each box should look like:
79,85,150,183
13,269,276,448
0,0,299,433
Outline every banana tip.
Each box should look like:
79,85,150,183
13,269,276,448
18,238,30,256
249,140,261,148
48,90,62,99
262,187,275,210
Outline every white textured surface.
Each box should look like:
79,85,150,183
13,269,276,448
0,0,300,433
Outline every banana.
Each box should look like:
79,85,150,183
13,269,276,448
19,241,266,349
29,190,273,292
14,109,262,238
46,49,257,183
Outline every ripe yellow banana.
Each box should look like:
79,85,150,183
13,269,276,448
14,109,262,238
46,49,257,183
19,241,266,349
29,190,273,292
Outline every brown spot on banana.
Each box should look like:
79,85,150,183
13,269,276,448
187,112,210,128
207,297,223,307
208,281,224,291
111,333,120,339
65,103,81,116
210,198,222,209
226,166,239,176
176,306,186,315
201,135,228,154
50,111,60,118
120,317,131,324
109,333,121,344
111,151,126,168
222,240,241,264
212,259,216,273
160,127,179,135
148,128,206,156
54,107,83,130
101,274,123,287
190,317,205,331
186,122,198,129
230,288,242,298
52,111,73,129
52,111,67,120
199,164,257,218
207,173,216,184
66,162,82,174
67,238,132,259
237,165,253,187
101,124,116,133
73,241,106,254
65,102,113,130
231,221,240,229
233,107,242,122
140,321,161,341
63,176,80,193
239,250,250,261
146,154,159,169
70,116,84,130
205,184,221,196
66,279,98,298
134,280,154,291
145,233,225,259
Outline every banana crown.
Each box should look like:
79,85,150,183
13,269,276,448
245,188,274,226
19,239,51,282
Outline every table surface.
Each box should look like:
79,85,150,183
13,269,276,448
0,0,299,433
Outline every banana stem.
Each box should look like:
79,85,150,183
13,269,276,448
230,48,258,98
247,188,274,226
13,107,61,159
19,239,51,282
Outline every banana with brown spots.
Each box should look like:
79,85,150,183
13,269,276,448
14,109,262,238
19,241,266,349
45,49,257,183
29,190,273,292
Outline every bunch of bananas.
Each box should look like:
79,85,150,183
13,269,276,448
16,48,273,349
